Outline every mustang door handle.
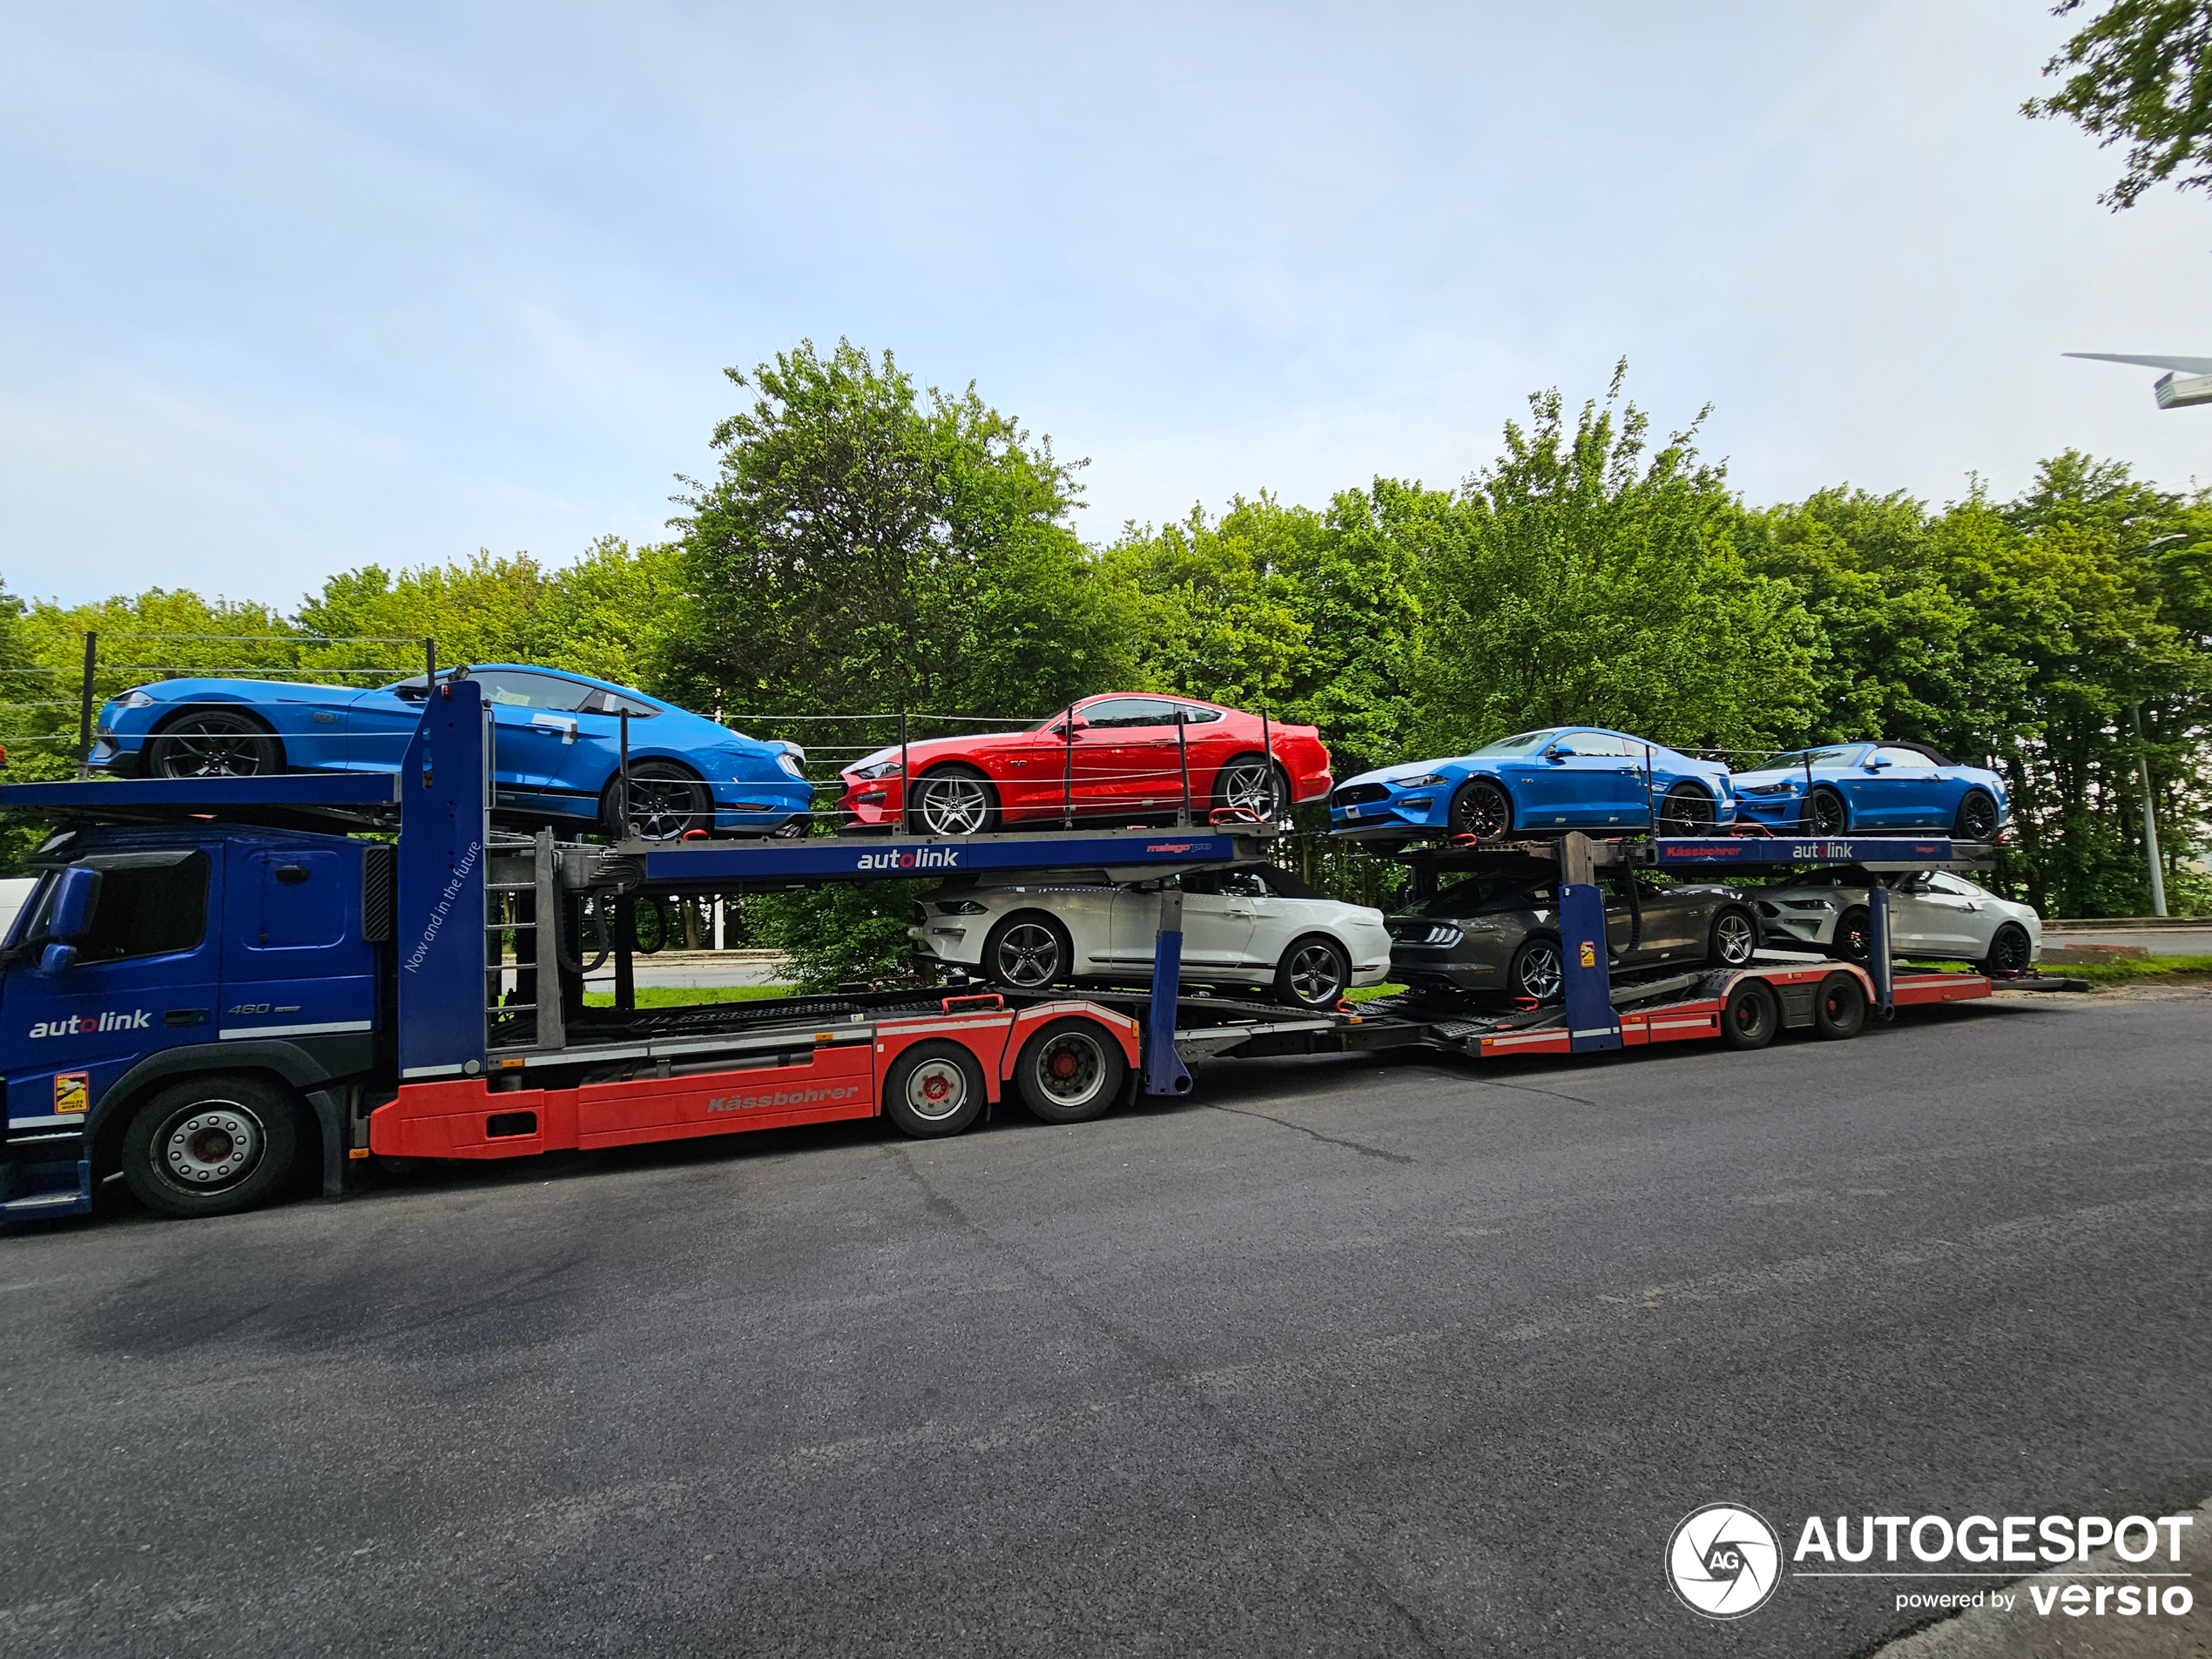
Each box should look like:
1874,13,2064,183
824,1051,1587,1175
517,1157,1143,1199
531,714,579,744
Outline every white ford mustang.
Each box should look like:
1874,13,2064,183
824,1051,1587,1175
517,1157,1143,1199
1754,867,2042,974
908,862,1394,1009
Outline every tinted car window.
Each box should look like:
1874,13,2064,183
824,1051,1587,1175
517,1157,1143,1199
472,671,595,712
1565,732,1629,757
1170,703,1224,725
1421,874,1554,915
581,687,658,717
1082,698,1180,728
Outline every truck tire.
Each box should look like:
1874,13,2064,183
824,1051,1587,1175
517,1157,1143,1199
1012,1017,1127,1125
882,1040,988,1138
1813,971,1866,1039
120,1074,307,1219
1719,980,1778,1051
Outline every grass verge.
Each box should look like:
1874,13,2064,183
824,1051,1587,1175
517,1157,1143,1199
2050,954,2212,986
583,985,794,1007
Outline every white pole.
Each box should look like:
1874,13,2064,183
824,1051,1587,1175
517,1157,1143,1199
2133,705,2168,918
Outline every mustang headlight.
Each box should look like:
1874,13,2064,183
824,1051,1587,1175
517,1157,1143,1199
934,900,988,915
1781,898,1834,911
112,688,155,710
1393,773,1448,789
1738,782,1795,797
851,758,905,781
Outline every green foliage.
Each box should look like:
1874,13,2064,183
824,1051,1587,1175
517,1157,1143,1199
2026,0,2212,208
1409,370,1821,758
667,339,1136,724
737,882,927,992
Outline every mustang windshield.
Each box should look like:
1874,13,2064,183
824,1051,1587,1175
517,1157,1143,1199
1469,730,1559,758
1420,873,1554,916
1759,747,1859,770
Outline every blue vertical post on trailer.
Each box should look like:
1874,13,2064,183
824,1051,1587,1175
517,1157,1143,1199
1868,881,1896,1021
1557,832,1622,1053
1558,884,1622,1052
395,677,493,1081
1143,883,1194,1095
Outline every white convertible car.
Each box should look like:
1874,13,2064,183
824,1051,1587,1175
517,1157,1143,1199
1754,867,2042,975
908,863,1394,1009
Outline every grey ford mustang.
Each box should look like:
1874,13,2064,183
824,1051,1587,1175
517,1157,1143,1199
1386,862,1764,1001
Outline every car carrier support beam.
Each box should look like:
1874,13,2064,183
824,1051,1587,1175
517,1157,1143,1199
1557,835,1622,1053
1144,886,1195,1095
395,677,492,1082
1869,883,1896,1019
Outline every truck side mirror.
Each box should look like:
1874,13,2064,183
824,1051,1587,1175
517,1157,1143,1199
38,942,78,975
51,865,101,942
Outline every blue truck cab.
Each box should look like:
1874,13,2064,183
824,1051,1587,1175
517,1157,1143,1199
1,821,391,1219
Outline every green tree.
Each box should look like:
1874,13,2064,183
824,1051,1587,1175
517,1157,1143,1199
2025,0,2212,208
1409,371,1821,760
668,338,1135,724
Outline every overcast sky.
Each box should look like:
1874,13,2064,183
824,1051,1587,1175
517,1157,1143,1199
3,2,2206,609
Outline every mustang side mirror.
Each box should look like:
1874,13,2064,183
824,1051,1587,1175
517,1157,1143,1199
1865,756,1891,771
1547,742,1577,760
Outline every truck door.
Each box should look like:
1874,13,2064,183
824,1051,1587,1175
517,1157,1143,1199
219,840,377,1043
3,848,221,1137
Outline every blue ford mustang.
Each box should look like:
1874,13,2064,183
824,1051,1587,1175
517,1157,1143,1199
92,664,814,840
1329,726,1737,840
1730,741,2008,838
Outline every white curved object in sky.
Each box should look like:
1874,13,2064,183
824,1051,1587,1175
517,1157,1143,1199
2066,353,2212,374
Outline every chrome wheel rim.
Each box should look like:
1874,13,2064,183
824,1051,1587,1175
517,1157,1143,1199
1515,942,1563,1001
1660,787,1713,835
1032,1032,1106,1108
1286,942,1345,1005
1220,761,1281,819
1715,912,1756,964
919,775,990,836
155,717,268,778
994,922,1061,988
164,1100,264,1188
903,1058,969,1123
1455,783,1510,840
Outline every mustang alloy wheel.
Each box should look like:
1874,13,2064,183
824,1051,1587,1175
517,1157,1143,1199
1658,784,1716,836
1215,759,1287,821
911,768,995,836
1274,935,1349,1010
1953,791,2000,840
1800,788,1847,835
983,915,1069,988
1450,779,1513,840
148,711,281,779
607,761,712,841
1708,907,1757,967
1978,921,2033,978
1509,937,1564,1002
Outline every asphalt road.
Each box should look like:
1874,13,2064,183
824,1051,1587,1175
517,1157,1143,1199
4,988,2208,1658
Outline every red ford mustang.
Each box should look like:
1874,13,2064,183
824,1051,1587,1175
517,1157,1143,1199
840,694,1333,834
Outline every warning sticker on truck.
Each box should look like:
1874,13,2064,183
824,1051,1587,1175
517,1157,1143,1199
52,1071,89,1114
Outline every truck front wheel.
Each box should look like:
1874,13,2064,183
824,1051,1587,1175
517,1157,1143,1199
121,1075,306,1219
